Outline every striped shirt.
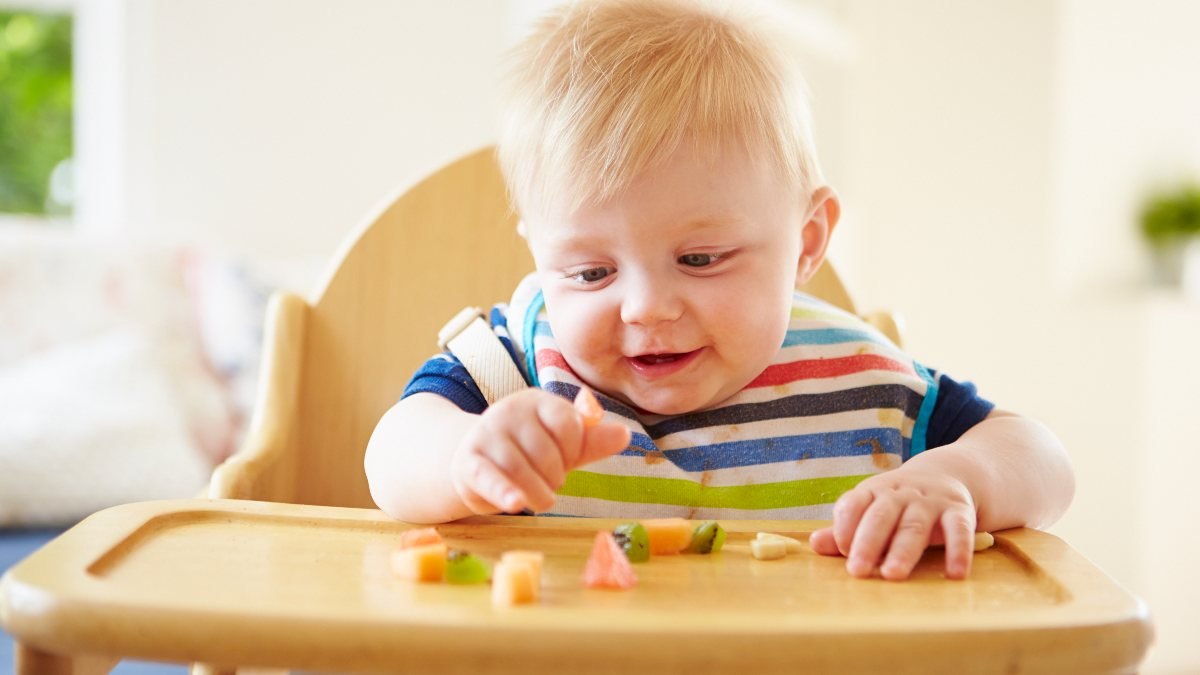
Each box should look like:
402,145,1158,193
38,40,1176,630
404,275,993,519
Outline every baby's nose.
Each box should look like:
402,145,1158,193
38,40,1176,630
619,276,684,326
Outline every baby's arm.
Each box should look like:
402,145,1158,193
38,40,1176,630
810,410,1074,580
365,390,631,524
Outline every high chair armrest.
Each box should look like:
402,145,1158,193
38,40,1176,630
209,292,309,503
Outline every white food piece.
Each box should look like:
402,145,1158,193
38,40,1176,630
973,531,995,552
750,538,788,560
755,532,804,554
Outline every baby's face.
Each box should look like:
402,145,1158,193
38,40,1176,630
525,143,807,415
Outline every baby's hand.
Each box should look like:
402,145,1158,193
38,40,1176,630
809,467,977,580
450,388,632,515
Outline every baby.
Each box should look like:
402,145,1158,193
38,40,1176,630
366,0,1074,581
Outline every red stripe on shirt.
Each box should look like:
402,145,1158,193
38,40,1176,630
748,354,916,388
536,349,577,377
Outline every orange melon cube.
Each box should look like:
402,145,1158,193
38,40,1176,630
641,518,693,555
391,542,448,582
492,559,539,606
500,550,545,579
391,538,448,581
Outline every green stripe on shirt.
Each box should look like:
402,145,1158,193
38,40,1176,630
558,471,871,510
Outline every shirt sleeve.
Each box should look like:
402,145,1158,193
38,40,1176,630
400,305,524,414
924,371,995,449
401,353,489,414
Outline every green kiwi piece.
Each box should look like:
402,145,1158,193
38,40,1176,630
612,522,651,562
445,549,491,584
687,521,727,554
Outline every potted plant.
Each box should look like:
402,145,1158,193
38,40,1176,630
1140,183,1200,289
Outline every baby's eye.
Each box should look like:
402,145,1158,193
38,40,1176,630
679,252,721,267
569,267,614,284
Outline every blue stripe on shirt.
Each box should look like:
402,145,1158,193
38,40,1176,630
619,428,906,471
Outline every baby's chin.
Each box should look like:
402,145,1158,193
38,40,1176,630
614,387,736,417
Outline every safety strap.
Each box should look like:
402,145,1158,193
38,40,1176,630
437,307,529,405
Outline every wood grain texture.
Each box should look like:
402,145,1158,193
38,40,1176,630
0,500,1152,674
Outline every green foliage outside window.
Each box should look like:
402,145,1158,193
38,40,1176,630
0,10,73,216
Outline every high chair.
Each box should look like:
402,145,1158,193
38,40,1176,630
0,148,1150,675
207,146,900,508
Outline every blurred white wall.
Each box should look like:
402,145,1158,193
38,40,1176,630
830,2,1200,672
67,0,1199,671
78,0,511,282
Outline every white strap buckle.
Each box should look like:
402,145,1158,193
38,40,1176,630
437,306,485,351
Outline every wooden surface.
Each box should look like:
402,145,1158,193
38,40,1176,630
0,499,1152,674
207,146,899,509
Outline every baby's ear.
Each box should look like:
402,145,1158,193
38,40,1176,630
796,187,841,284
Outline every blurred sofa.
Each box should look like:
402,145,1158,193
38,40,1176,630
0,226,268,527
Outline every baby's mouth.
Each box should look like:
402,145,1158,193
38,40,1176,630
633,353,687,365
625,348,702,379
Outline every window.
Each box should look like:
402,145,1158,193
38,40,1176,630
0,7,72,218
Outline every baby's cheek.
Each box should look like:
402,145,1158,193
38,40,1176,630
548,306,610,368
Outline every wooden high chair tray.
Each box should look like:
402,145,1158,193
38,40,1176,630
0,499,1150,674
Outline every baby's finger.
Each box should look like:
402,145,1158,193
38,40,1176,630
511,406,568,490
457,451,526,515
535,395,584,473
879,502,937,581
574,422,632,468
809,527,841,556
846,494,903,578
940,505,976,579
832,488,874,558
485,436,559,513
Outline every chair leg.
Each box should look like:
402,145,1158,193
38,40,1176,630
15,643,117,675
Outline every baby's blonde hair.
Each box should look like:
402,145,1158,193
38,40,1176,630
499,0,823,222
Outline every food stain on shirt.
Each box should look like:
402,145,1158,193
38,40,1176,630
857,437,893,469
643,450,667,465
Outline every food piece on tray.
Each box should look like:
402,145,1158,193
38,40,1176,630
755,532,803,554
612,522,651,562
391,542,449,581
686,521,727,554
445,549,491,585
500,550,545,579
750,538,788,561
396,526,443,550
640,517,693,555
493,559,539,606
582,531,638,590
973,532,995,551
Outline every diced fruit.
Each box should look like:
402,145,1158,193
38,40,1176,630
500,550,545,579
391,542,448,581
582,531,638,590
686,521,726,554
445,549,491,585
641,517,693,555
755,532,803,554
492,559,539,606
750,538,787,560
574,386,604,428
973,532,995,551
397,526,443,550
612,522,650,562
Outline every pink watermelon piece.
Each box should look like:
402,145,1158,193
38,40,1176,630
582,530,638,590
397,526,443,550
